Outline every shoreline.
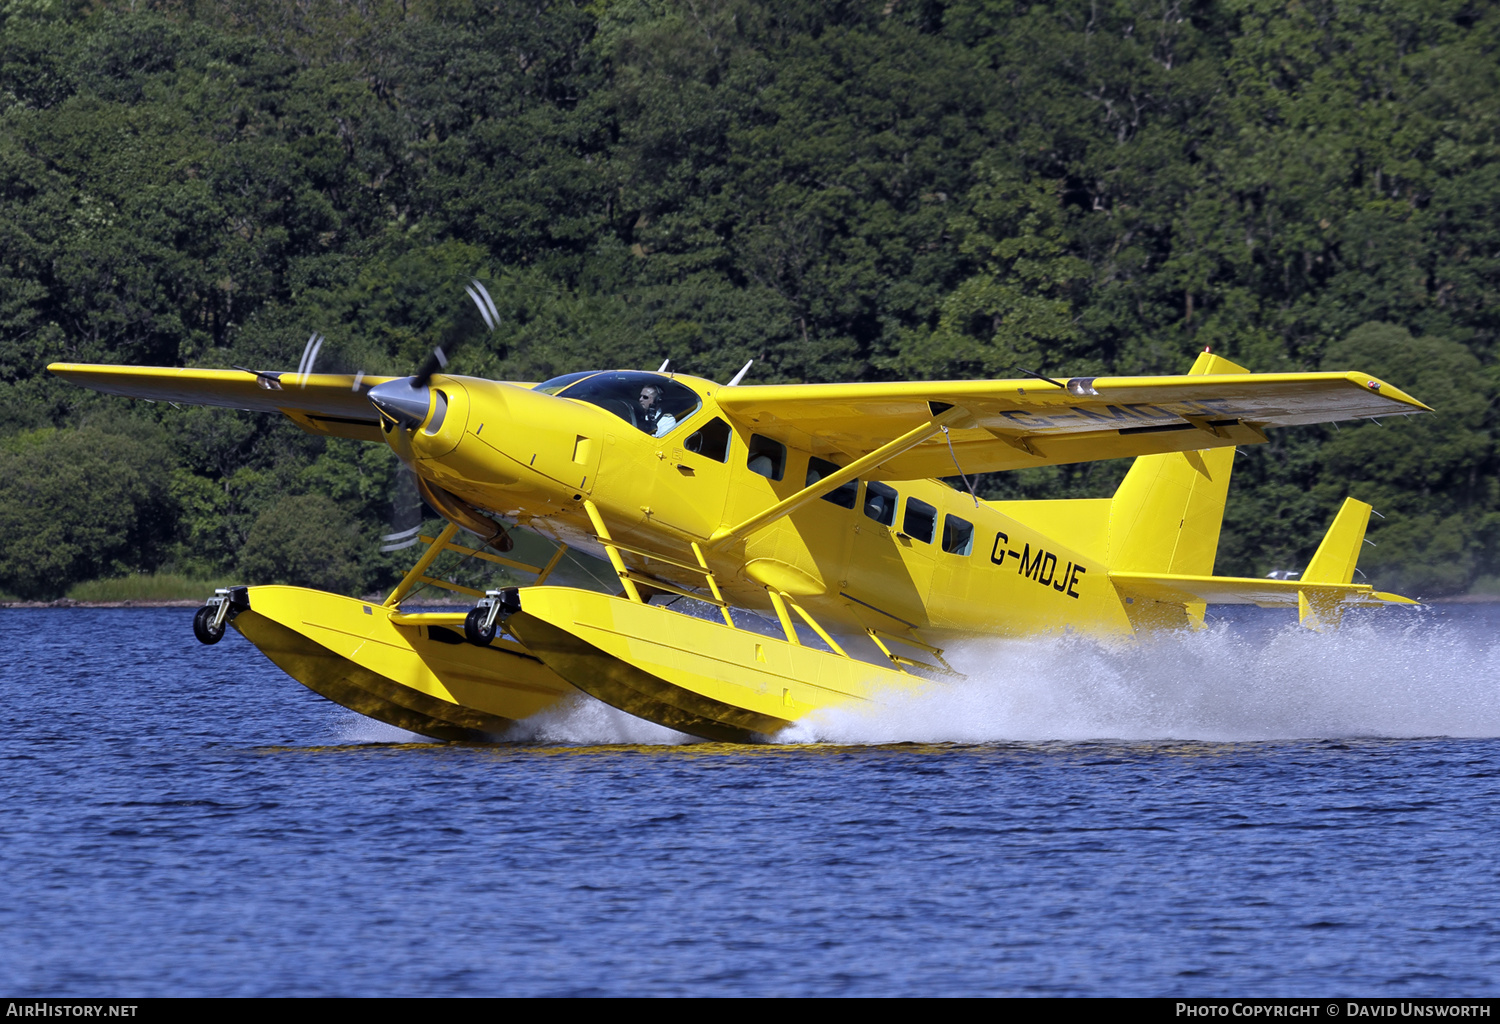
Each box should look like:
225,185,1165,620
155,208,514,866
3,595,1497,609
0,597,474,609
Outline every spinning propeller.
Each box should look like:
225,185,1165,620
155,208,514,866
365,279,513,553
368,278,500,428
276,278,510,556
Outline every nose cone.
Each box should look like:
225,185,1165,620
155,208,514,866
368,377,431,428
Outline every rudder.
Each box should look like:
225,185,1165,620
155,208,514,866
1298,497,1374,630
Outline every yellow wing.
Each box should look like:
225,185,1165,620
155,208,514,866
714,360,1429,480
49,363,400,441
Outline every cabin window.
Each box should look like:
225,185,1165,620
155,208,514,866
903,497,937,543
684,417,732,462
864,482,897,526
942,514,974,555
747,434,786,480
806,457,857,509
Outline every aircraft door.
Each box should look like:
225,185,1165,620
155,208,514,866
843,481,930,628
924,509,979,629
649,415,733,538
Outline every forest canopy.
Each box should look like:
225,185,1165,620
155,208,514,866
1,0,1496,599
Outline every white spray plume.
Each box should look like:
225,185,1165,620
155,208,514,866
780,612,1500,745
501,694,698,746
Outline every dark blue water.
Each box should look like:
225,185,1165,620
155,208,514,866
4,606,1499,996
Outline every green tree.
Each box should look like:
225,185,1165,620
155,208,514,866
4,0,1499,595
1316,322,1497,595
237,493,364,594
0,424,174,599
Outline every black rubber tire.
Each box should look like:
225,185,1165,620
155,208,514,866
464,607,495,646
192,605,225,645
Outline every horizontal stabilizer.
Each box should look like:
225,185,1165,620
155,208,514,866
1110,492,1410,630
1109,571,1415,610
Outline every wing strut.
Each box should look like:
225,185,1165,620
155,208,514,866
708,405,972,548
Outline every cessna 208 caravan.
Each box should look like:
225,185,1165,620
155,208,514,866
49,284,1429,742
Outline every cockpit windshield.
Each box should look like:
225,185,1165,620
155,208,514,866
533,371,598,396
542,371,701,438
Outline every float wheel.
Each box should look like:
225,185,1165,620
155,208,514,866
192,605,225,645
464,607,495,646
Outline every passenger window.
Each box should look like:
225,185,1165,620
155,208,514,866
684,418,731,463
903,497,937,543
747,434,786,480
806,457,857,509
864,482,897,526
942,514,974,555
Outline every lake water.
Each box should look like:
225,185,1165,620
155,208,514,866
3,605,1499,996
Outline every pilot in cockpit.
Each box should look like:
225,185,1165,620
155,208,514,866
637,384,677,438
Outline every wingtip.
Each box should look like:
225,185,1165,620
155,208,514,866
1348,371,1433,413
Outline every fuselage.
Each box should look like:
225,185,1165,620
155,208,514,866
381,370,1137,643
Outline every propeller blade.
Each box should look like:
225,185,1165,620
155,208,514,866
466,279,500,333
379,523,423,553
411,347,449,388
296,332,325,385
378,468,427,556
413,279,500,387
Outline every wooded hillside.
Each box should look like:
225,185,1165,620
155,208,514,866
2,0,1496,599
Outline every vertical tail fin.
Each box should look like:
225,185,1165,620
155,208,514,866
1108,350,1246,577
1107,351,1246,628
1301,497,1372,586
1297,497,1374,630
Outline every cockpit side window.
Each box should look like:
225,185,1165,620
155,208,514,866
747,434,786,480
806,457,857,509
684,418,731,462
864,482,897,526
553,371,701,438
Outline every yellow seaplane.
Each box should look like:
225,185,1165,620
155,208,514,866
49,283,1429,742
